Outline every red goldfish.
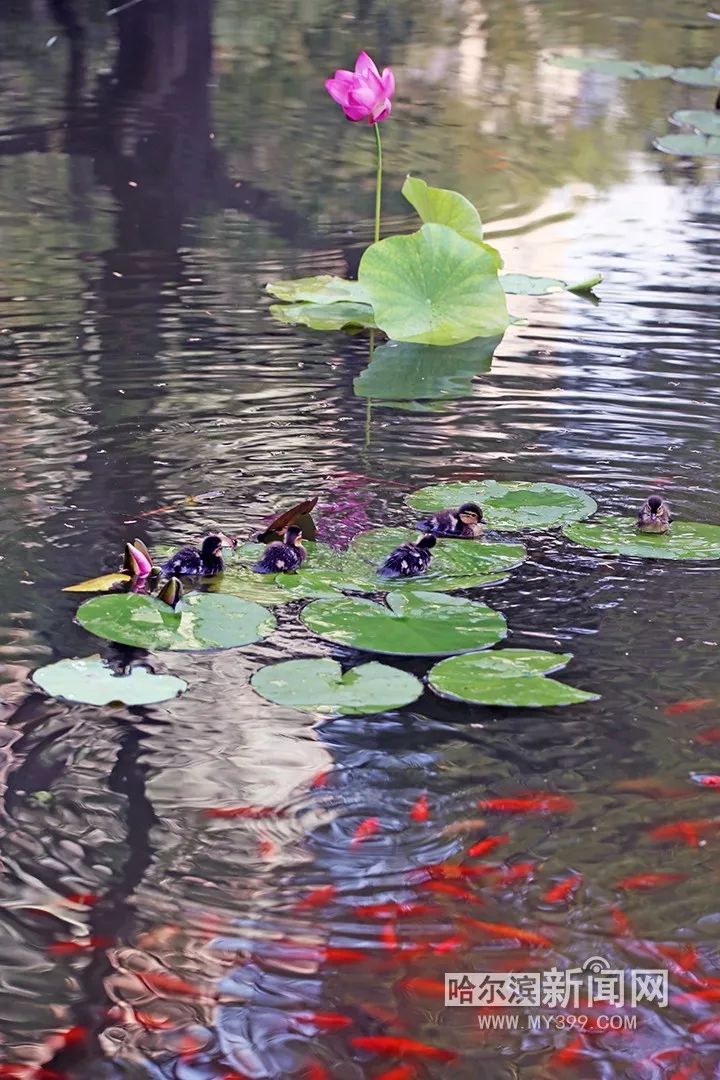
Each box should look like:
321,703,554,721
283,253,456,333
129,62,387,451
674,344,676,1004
417,880,475,901
409,794,430,822
352,817,380,847
467,834,509,858
609,906,633,936
295,885,337,910
696,727,720,743
141,971,210,997
65,892,100,906
616,872,687,891
543,874,583,904
291,1012,352,1030
381,923,399,951
400,976,446,998
548,1034,587,1067
664,698,714,716
478,794,575,814
375,1067,417,1080
355,901,436,920
462,916,552,949
689,772,720,788
323,947,366,965
350,1035,457,1062
310,769,332,789
649,818,718,846
493,861,536,887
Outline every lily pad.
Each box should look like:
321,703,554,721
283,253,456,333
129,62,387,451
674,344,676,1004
265,275,367,304
300,590,506,657
354,337,500,402
212,563,290,605
32,655,187,706
269,301,376,332
550,55,674,79
62,572,131,593
671,110,720,136
251,658,422,716
77,592,275,650
563,517,720,560
428,650,598,707
349,527,525,589
358,224,509,346
407,480,596,531
654,133,720,157
402,176,486,246
501,273,602,296
671,65,720,86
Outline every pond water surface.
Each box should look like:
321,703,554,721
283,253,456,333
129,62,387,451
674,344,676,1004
1,1,720,1077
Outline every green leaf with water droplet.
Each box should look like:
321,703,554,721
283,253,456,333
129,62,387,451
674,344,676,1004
33,655,188,705
251,658,423,715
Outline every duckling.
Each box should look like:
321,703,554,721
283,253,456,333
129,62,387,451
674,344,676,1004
253,525,307,574
161,534,226,578
637,495,672,534
379,534,436,578
417,502,484,539
157,576,183,609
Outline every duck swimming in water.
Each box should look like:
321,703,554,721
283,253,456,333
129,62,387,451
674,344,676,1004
379,534,436,578
253,525,307,574
161,534,227,578
637,496,671,534
417,502,484,539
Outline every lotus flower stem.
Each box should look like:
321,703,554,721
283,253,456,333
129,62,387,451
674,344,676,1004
373,122,383,244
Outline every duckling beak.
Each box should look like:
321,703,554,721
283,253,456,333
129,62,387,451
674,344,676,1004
124,542,152,578
158,576,183,609
217,532,237,549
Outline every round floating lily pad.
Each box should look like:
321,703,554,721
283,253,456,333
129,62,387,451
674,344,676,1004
428,649,598,707
349,527,525,589
654,132,720,157
214,563,289,605
407,480,596,531
671,65,720,86
564,517,720,560
551,55,674,79
77,592,275,651
32,655,187,706
300,590,506,657
671,110,720,136
251,658,423,716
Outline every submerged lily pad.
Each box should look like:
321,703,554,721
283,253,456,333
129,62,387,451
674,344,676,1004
671,65,720,86
354,337,500,402
301,590,506,657
402,176,487,246
428,649,598,707
32,655,187,706
564,517,720,560
251,658,422,715
212,563,290,605
349,527,525,589
63,572,131,593
269,301,376,332
654,133,720,157
407,480,596,530
77,592,275,650
266,275,367,304
358,224,509,346
671,110,720,136
501,273,602,296
550,55,674,79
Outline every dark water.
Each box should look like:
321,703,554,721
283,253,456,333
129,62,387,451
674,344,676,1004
1,0,720,1076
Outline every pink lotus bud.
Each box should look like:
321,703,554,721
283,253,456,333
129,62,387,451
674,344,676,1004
325,51,395,124
124,542,152,578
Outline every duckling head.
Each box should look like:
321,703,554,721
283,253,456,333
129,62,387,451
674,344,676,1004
417,534,437,551
646,495,664,515
458,502,483,526
201,534,225,573
284,525,304,546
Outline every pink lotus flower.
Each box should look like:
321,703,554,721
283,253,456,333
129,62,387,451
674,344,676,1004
325,52,395,124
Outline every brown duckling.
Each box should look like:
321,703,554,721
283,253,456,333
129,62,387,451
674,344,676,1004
379,534,436,578
417,501,484,539
637,496,671,534
253,525,307,574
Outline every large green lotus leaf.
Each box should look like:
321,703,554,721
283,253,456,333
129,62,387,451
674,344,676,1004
654,133,720,156
349,528,525,587
251,658,422,716
407,480,596,530
501,273,602,296
402,176,487,246
428,651,597,708
671,110,720,136
671,66,720,86
269,301,376,332
564,517,720,560
77,593,275,650
301,590,506,657
551,55,673,78
353,337,500,402
358,224,509,346
32,655,188,706
265,275,367,304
